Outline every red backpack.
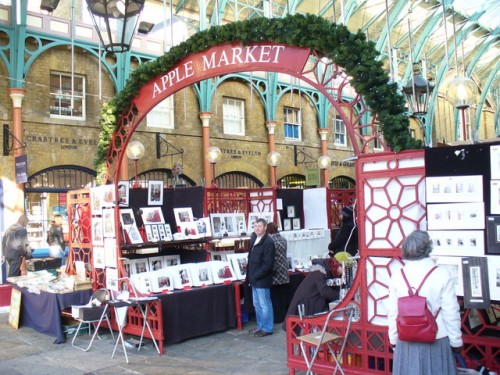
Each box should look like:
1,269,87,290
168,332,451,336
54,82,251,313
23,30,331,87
396,266,440,343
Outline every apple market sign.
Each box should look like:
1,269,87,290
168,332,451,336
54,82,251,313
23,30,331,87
134,43,309,113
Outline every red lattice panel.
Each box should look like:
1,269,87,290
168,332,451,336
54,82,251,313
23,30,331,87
327,189,356,228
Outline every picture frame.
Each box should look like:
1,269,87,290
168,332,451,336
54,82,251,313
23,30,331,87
490,144,500,180
427,202,485,230
226,253,248,280
141,207,165,224
234,213,247,235
90,185,103,215
292,218,301,230
209,260,236,284
120,209,143,244
91,217,104,246
134,259,150,274
169,264,193,289
434,255,464,296
117,180,129,206
173,207,194,226
246,211,275,233
163,224,173,241
158,224,167,241
151,224,160,242
100,184,115,208
145,224,155,242
277,211,283,231
106,267,119,291
491,181,500,215
187,262,214,287
428,230,485,257
148,256,165,271
283,219,291,231
486,256,500,302
425,175,483,203
93,246,105,269
104,238,118,268
164,254,181,267
130,273,153,294
102,208,115,237
148,180,164,205
195,218,211,238
287,206,296,218
149,269,174,293
122,258,133,276
210,250,234,262
210,214,225,238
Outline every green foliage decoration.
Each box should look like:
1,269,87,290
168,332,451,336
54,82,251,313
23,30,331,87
94,13,421,179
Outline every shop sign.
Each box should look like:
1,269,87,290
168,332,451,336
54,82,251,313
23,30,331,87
15,154,28,183
135,43,310,113
220,148,262,159
305,168,320,186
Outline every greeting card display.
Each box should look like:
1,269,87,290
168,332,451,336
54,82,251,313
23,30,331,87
187,262,214,286
209,260,236,284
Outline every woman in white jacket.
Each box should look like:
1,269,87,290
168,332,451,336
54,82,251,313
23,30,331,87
387,230,462,375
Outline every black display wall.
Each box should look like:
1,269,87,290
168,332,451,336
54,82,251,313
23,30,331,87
276,189,304,230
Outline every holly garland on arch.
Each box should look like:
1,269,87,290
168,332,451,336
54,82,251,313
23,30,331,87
94,13,422,181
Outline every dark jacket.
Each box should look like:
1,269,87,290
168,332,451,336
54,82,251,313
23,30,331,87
2,223,31,260
247,233,276,288
285,268,339,318
328,215,358,256
47,224,64,248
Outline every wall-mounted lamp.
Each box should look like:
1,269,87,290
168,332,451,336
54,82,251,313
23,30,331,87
205,146,222,188
446,76,477,141
267,151,282,188
138,21,154,34
126,140,145,188
317,155,331,188
40,0,60,13
3,124,26,156
85,0,146,53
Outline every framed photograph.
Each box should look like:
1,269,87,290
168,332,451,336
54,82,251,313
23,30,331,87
104,238,118,268
149,256,165,271
486,256,500,302
130,273,153,294
462,257,490,309
210,250,234,262
287,206,296,218
427,202,485,230
277,211,282,231
170,265,193,289
118,180,129,206
134,259,150,274
91,217,104,246
434,256,464,296
101,184,115,208
93,246,105,269
164,254,181,267
234,213,247,235
120,209,143,244
174,207,194,225
227,253,248,280
122,258,133,276
210,214,224,238
292,218,301,230
148,180,163,205
284,219,291,231
209,260,236,284
425,175,483,203
163,224,173,241
491,144,500,180
141,207,165,224
102,208,115,237
151,224,160,242
90,185,103,215
158,224,167,241
246,211,275,233
106,267,119,292
178,221,199,238
195,218,211,238
491,181,500,214
149,269,174,292
145,224,155,242
188,262,214,287
428,230,484,257
120,208,137,227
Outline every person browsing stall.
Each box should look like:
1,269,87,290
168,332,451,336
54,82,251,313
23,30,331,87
47,214,65,259
387,230,462,375
2,214,32,277
246,218,276,337
328,206,358,259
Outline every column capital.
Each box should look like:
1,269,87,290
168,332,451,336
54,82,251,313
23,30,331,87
9,88,25,108
199,112,212,127
318,128,329,141
266,120,278,135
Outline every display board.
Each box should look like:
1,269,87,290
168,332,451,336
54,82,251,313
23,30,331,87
8,288,22,329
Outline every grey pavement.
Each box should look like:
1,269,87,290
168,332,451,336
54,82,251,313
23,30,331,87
0,312,296,375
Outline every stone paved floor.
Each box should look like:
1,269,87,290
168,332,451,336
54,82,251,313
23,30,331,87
0,312,294,375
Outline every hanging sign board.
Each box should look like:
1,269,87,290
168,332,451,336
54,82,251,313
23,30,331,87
305,168,320,186
15,155,28,184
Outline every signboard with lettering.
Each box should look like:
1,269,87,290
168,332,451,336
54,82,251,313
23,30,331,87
305,168,320,186
15,155,28,184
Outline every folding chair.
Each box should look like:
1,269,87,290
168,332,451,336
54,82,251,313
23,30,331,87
71,288,115,352
296,305,355,375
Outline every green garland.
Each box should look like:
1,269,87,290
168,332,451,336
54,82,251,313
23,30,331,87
94,13,421,180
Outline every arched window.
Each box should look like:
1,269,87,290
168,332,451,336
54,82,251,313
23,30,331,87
329,175,356,189
137,168,196,187
279,174,306,189
215,172,263,189
26,165,96,192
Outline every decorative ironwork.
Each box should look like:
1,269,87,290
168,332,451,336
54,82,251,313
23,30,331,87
136,168,196,187
329,176,356,190
26,165,96,192
279,174,306,189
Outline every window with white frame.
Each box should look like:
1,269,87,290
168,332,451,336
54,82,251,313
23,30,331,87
333,116,346,146
284,107,301,140
49,72,85,120
147,96,175,129
223,97,245,135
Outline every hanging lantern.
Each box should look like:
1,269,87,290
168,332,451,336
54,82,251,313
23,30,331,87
85,0,145,53
402,62,434,117
446,76,477,110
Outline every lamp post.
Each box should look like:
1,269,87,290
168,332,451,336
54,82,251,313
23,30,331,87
205,146,222,188
317,155,331,188
267,151,282,188
126,140,145,188
402,62,434,145
446,76,477,141
85,0,146,53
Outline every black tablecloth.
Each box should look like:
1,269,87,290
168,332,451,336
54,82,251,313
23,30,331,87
13,285,91,344
158,283,236,345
